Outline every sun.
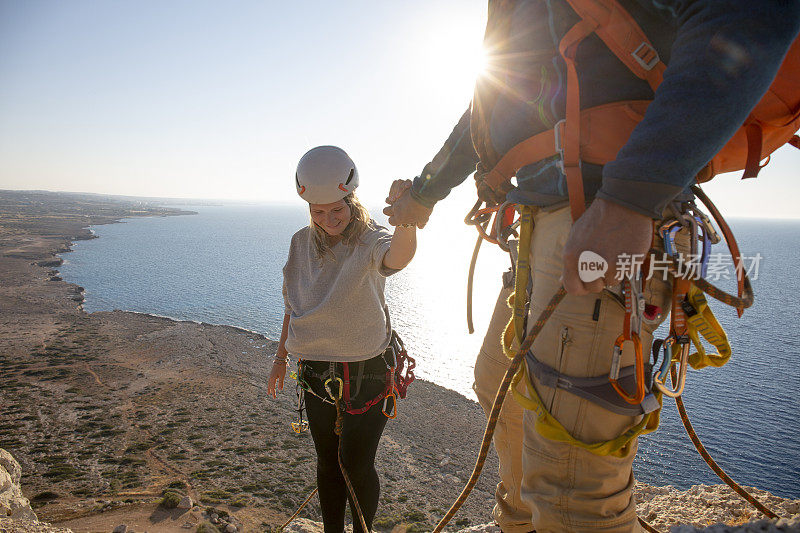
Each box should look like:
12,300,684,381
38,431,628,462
414,15,491,98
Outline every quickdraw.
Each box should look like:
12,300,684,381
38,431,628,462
647,188,750,400
609,276,647,405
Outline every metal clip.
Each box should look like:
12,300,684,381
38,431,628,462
631,42,660,71
652,335,690,398
624,275,645,338
291,420,309,433
382,391,397,419
609,333,645,405
323,377,343,401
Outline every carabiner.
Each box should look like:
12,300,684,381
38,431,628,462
653,336,689,398
324,377,343,401
291,420,309,433
493,201,519,252
659,220,683,257
609,333,645,405
693,207,721,245
382,390,397,419
652,336,675,385
697,216,712,279
622,276,645,339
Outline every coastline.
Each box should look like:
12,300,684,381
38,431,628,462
1,190,799,533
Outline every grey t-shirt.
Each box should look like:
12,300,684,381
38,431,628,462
282,224,396,362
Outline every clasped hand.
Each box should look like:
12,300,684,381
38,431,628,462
383,179,432,228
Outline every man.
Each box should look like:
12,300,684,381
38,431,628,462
385,1,799,532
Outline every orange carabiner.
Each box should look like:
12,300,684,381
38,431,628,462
382,390,397,419
609,333,645,405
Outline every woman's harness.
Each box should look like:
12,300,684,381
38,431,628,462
290,330,415,432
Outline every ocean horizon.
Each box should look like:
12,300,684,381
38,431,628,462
58,200,800,499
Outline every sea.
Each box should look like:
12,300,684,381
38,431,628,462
58,196,800,499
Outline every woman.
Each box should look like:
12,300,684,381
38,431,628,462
267,145,415,533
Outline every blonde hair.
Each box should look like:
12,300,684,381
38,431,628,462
310,193,374,260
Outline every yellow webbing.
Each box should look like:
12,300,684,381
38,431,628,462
685,284,732,369
503,206,662,458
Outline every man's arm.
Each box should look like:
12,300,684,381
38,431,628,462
563,1,800,294
410,107,480,208
385,106,479,226
598,0,800,218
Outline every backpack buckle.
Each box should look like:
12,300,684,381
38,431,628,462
554,119,566,173
632,42,659,71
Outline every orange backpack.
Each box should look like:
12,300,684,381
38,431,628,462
481,0,800,222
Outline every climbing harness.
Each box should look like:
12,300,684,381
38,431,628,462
290,330,415,424
504,207,663,458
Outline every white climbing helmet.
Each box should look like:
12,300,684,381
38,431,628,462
295,145,359,204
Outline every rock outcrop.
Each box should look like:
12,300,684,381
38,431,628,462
0,448,35,522
0,449,72,533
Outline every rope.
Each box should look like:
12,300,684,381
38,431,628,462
334,395,371,533
671,368,779,519
279,488,318,531
653,248,755,311
639,517,662,533
432,288,567,533
467,229,484,334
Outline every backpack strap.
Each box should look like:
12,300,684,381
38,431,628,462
560,19,599,221
481,0,667,222
558,0,667,221
563,0,666,90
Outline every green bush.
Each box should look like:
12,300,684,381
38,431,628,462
229,496,249,508
160,491,182,509
196,523,220,533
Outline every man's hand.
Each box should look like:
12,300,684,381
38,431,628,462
561,198,653,294
383,186,433,229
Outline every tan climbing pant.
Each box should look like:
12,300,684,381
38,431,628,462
473,286,533,533
516,205,679,532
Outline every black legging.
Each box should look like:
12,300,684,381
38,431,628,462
302,355,390,533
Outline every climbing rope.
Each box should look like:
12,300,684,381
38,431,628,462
279,488,318,531
328,378,371,533
671,368,779,519
639,517,662,533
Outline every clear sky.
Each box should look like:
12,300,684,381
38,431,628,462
1,1,798,218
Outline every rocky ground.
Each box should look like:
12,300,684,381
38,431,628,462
0,190,798,533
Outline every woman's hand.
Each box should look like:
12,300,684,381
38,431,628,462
386,179,412,204
267,353,288,398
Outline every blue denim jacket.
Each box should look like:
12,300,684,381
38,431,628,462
411,0,800,218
